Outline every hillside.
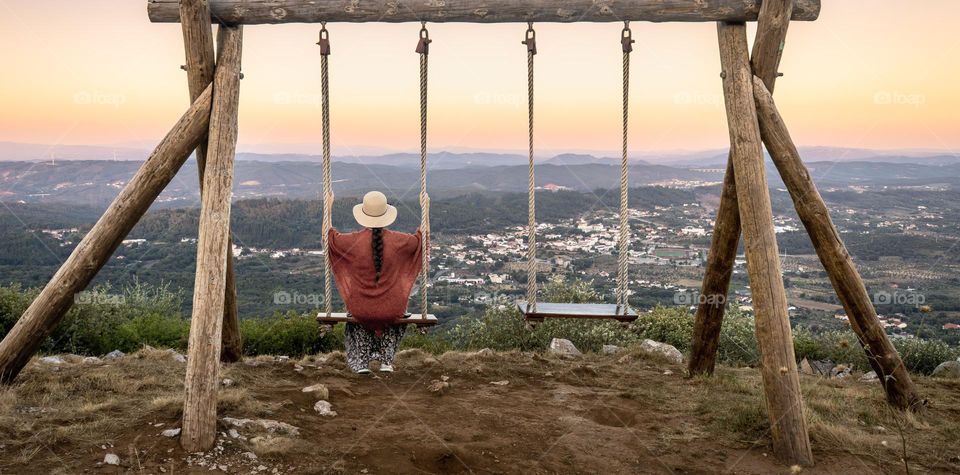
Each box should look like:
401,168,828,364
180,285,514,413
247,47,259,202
2,347,958,474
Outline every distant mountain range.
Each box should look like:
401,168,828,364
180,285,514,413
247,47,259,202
1,141,959,208
2,141,957,166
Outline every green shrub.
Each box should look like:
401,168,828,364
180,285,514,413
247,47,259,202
894,337,960,375
630,305,693,352
239,311,333,356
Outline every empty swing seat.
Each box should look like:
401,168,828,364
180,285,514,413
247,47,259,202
517,301,639,323
316,312,438,327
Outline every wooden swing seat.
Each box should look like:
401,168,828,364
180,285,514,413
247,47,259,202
517,301,639,323
316,312,438,327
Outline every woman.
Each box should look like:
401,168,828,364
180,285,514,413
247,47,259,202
328,191,424,374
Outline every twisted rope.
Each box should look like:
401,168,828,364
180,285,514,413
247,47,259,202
418,24,431,318
523,24,537,312
319,24,333,317
617,24,633,313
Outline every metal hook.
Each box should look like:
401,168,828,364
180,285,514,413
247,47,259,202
621,21,635,53
523,22,537,55
416,22,432,55
317,21,331,55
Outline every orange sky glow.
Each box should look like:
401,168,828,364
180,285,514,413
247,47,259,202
1,1,958,156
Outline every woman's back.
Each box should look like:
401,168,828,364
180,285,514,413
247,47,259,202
328,228,423,331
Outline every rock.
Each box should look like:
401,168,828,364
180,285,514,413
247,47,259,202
39,356,64,365
663,370,674,375
799,358,834,377
302,384,330,401
831,364,852,379
602,345,623,355
313,400,338,417
428,379,450,395
104,350,125,360
489,380,510,386
221,378,235,387
931,361,960,379
161,428,181,438
294,364,304,372
228,429,241,439
548,338,582,357
860,371,879,382
222,417,300,437
165,349,186,363
638,340,683,365
242,452,258,461
475,348,495,356
82,356,102,365
276,356,290,363
104,454,120,466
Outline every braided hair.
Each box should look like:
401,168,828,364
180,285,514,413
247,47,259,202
371,228,384,283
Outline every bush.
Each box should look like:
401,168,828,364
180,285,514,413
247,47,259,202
239,311,334,356
894,337,960,375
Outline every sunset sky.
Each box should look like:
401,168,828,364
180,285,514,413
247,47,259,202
1,1,958,157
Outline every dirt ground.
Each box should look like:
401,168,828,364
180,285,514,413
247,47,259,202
1,347,959,474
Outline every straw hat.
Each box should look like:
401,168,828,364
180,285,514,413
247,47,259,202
353,191,398,228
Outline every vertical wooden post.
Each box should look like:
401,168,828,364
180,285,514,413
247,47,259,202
0,86,214,384
689,0,794,376
718,22,813,465
180,0,243,363
181,25,243,453
752,80,924,411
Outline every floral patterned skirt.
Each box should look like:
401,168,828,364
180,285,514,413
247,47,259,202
344,322,406,372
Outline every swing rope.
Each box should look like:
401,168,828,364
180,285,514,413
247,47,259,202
523,23,538,313
416,22,432,319
617,22,634,313
319,23,333,318
522,23,634,317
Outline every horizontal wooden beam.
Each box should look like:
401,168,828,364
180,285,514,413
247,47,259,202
148,0,821,24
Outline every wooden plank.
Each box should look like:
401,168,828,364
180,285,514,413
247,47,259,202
181,25,243,454
148,0,822,24
0,85,214,384
517,302,639,320
316,313,439,325
717,21,812,466
688,0,793,376
179,0,243,364
752,78,924,411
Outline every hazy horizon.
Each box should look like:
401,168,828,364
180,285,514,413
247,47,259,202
2,1,959,155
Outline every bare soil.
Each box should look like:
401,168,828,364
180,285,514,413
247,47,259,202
1,348,959,474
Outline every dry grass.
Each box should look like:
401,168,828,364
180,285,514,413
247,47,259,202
0,348,958,474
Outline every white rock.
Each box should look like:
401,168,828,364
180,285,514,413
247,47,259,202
39,356,64,365
475,348,495,356
302,384,330,400
82,356,102,365
243,452,258,460
161,428,181,438
221,379,235,387
860,370,879,382
638,339,683,365
104,350,125,360
931,361,960,379
166,349,186,363
602,345,623,355
276,356,290,363
548,338,582,357
313,400,338,417
489,380,510,386
228,429,240,439
104,454,120,465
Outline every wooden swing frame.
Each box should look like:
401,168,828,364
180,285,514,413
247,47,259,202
0,0,927,467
